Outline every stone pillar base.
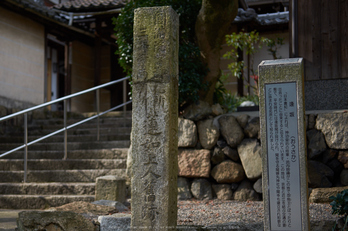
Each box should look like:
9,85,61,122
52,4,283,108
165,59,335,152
95,175,126,203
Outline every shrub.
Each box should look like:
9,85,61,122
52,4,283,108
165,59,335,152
330,189,348,230
113,0,207,109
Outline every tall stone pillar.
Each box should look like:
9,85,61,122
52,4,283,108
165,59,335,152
131,6,179,231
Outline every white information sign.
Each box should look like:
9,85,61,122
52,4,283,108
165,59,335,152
265,82,302,230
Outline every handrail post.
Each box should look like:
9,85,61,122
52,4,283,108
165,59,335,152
24,113,28,183
63,100,67,160
96,89,100,141
123,79,127,117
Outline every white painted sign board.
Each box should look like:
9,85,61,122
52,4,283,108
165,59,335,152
265,82,302,230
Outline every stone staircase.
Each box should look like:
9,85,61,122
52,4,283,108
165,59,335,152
0,113,131,209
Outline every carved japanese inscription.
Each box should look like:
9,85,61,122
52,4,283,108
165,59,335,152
131,6,179,231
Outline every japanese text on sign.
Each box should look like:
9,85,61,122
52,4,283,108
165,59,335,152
265,82,302,231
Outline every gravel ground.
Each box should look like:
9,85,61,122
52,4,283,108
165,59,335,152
43,199,340,229
177,199,339,227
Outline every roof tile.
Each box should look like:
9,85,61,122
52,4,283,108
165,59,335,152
54,0,126,12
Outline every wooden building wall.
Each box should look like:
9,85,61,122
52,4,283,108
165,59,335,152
297,0,348,81
0,7,45,106
70,41,111,113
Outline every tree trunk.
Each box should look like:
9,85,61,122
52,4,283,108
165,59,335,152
195,0,238,105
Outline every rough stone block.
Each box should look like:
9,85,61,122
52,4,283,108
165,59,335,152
219,115,244,148
237,139,262,181
177,177,192,200
95,175,126,203
98,213,131,231
178,118,198,148
197,118,219,149
178,149,211,178
17,211,94,231
315,113,348,149
191,178,212,200
211,160,245,183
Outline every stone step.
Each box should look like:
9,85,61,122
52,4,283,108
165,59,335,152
0,133,130,143
2,126,131,137
27,126,132,136
28,121,132,130
0,194,95,209
0,148,128,159
0,140,130,151
30,116,132,126
0,159,126,171
0,169,126,183
0,182,95,195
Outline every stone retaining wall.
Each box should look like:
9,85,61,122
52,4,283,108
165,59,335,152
177,102,348,201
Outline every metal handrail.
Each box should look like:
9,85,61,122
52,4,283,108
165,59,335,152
0,76,131,182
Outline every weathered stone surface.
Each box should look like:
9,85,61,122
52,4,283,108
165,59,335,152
191,178,212,200
307,129,327,159
253,178,262,194
309,186,348,203
212,184,233,200
178,149,211,178
211,160,245,183
98,213,131,231
183,100,212,121
178,118,198,148
177,177,192,200
340,169,348,186
338,151,348,168
211,147,226,165
197,118,219,149
233,180,260,201
236,114,250,128
321,149,338,164
132,6,179,229
307,114,317,130
126,143,132,179
222,146,239,162
219,115,244,148
231,183,239,192
243,117,260,138
308,160,334,188
237,139,262,181
327,159,344,180
211,104,224,116
315,113,348,149
92,200,129,213
95,175,126,203
216,139,227,148
17,211,94,231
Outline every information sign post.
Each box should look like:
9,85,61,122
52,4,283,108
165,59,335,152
259,58,309,231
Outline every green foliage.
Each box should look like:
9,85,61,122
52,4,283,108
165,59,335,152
330,189,348,230
330,189,348,216
223,30,285,80
215,30,283,110
217,92,259,113
223,30,266,79
112,0,207,107
264,37,285,59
